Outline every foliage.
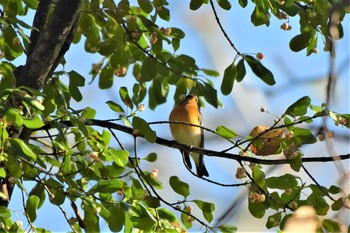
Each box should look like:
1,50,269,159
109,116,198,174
0,0,349,232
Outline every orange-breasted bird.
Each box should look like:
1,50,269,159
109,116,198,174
169,94,209,177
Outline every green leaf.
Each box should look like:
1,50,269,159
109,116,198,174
108,204,125,232
284,96,311,117
266,212,281,229
181,208,192,229
244,55,275,85
26,195,40,222
289,152,302,172
141,57,158,82
0,206,11,218
106,100,125,113
235,58,246,82
169,176,190,198
112,149,129,167
132,116,157,143
119,86,134,109
156,5,170,21
0,168,6,178
9,138,37,161
99,66,114,89
168,27,185,39
190,0,205,10
331,198,344,211
265,174,298,189
217,0,231,10
144,152,158,162
307,193,329,215
216,126,237,139
238,0,247,7
158,208,178,222
289,30,316,52
28,183,46,209
322,219,341,232
193,199,215,222
251,5,270,26
62,155,71,174
5,108,23,127
221,62,236,95
68,70,85,102
22,117,44,129
201,68,220,77
248,197,266,218
131,203,157,230
252,166,267,192
89,179,124,193
293,127,317,144
328,185,343,194
81,107,96,119
197,82,218,108
217,224,238,233
138,0,153,13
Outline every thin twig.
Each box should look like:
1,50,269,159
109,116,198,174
209,0,240,55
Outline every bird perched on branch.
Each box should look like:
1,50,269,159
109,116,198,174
169,94,209,177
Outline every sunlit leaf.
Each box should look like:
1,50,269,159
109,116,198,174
216,125,237,139
144,152,158,162
106,100,125,113
169,176,190,197
193,199,215,222
108,204,125,232
26,195,40,222
266,174,299,189
9,138,37,161
284,96,311,117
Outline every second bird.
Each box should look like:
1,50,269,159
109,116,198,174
169,94,209,177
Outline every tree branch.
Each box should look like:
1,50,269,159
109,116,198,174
36,119,350,165
15,0,83,89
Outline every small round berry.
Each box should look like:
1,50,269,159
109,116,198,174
114,67,127,76
164,28,172,36
258,194,266,202
132,129,139,136
187,205,193,214
281,23,289,30
186,216,194,223
285,131,294,140
12,37,21,46
94,206,101,214
318,134,326,141
150,168,158,178
138,104,145,112
260,106,267,112
8,176,16,184
90,151,99,161
289,201,298,210
326,131,334,138
256,52,264,60
150,36,158,45
284,188,293,195
68,217,77,225
309,11,317,18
